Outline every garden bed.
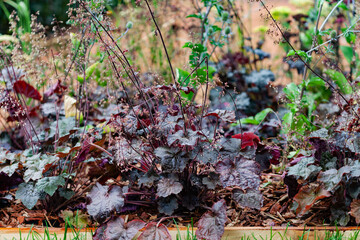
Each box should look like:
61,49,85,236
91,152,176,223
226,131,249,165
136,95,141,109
1,227,360,240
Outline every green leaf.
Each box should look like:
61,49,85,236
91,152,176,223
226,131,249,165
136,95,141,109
239,108,273,125
176,68,191,87
182,42,194,49
342,27,356,44
77,62,100,83
254,108,273,123
287,49,311,62
180,91,194,102
324,69,353,94
283,83,300,102
16,182,41,209
211,25,222,32
239,117,259,125
36,176,66,196
307,77,325,87
194,66,216,84
282,112,293,134
340,46,354,64
186,13,202,19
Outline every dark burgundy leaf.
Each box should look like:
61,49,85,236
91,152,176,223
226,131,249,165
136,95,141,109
158,197,178,215
231,132,260,149
13,80,42,101
154,147,187,173
233,189,263,210
87,183,126,222
138,222,172,240
215,158,260,189
167,130,200,147
157,177,183,197
44,80,67,98
0,172,23,191
283,175,300,199
104,217,146,240
138,168,159,187
205,110,236,123
196,200,227,240
202,173,219,190
293,184,331,216
197,149,219,164
265,145,281,165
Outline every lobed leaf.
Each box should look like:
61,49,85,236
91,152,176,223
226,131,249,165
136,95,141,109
138,222,172,240
216,158,260,189
15,182,41,209
157,177,183,197
205,110,236,123
158,197,178,215
287,157,321,180
317,166,351,191
196,200,227,240
233,189,263,210
35,176,65,196
104,217,146,240
87,183,126,222
154,147,187,173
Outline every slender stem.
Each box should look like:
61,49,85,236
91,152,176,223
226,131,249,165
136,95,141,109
299,1,323,101
318,0,343,32
144,0,176,81
199,57,209,128
143,0,188,132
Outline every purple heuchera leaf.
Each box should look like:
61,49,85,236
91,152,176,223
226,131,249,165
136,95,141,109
154,147,187,173
158,197,178,215
196,199,227,240
205,110,236,123
104,217,146,240
233,189,263,210
167,130,200,147
138,222,172,240
87,183,126,222
287,157,321,180
215,158,261,190
317,165,351,191
157,177,183,197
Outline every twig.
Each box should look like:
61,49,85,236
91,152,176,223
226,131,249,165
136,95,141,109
318,0,343,32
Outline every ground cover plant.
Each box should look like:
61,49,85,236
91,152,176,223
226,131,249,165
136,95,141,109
1,0,360,239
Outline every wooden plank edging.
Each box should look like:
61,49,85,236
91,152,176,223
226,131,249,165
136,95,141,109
0,227,359,239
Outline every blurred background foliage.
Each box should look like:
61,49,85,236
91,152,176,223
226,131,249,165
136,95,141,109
0,0,119,34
